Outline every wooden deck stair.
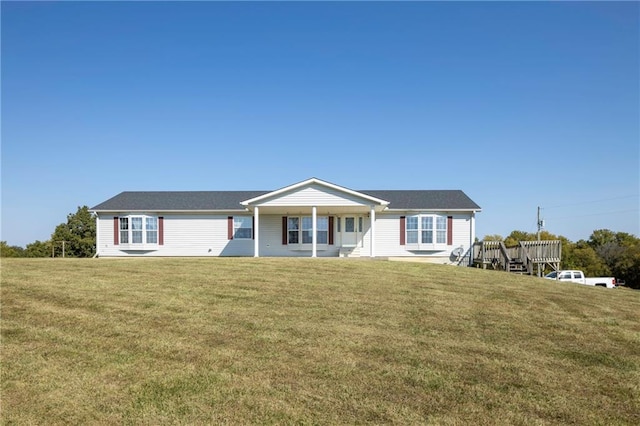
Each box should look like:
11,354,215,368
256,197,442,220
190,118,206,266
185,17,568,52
507,258,528,274
472,240,562,275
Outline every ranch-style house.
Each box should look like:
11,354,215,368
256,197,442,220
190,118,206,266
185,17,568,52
91,177,481,262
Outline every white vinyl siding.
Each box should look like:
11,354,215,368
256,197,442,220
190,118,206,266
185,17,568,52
257,184,373,207
95,212,474,260
98,214,251,257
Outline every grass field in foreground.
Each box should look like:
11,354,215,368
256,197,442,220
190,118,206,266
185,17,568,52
1,258,639,425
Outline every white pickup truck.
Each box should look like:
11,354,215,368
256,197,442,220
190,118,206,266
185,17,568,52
544,270,617,289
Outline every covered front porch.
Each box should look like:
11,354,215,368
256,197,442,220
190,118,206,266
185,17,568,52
239,178,390,258
248,206,379,258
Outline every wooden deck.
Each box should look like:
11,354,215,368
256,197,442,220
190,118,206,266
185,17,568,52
472,240,561,275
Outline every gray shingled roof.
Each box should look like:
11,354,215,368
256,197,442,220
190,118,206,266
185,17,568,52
360,190,481,210
91,191,268,211
91,189,480,212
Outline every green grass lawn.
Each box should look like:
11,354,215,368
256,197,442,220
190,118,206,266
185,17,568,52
2,258,639,424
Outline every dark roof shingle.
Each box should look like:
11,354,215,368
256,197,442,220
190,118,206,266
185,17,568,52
91,189,480,211
91,191,268,211
359,190,481,210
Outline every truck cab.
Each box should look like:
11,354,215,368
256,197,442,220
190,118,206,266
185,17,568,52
545,270,585,283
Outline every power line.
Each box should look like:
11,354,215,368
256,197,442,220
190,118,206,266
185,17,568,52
544,194,639,209
546,208,639,220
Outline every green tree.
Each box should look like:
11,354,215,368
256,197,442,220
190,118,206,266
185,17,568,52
562,240,610,277
0,241,25,257
502,230,561,247
504,230,534,247
50,206,96,257
611,243,640,289
25,240,52,257
588,229,622,268
588,229,617,248
585,229,640,288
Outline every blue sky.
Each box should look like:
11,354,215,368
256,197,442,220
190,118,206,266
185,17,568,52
2,1,638,247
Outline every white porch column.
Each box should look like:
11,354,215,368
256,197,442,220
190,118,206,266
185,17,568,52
370,206,376,257
311,206,317,258
469,212,475,266
253,206,260,257
95,214,100,257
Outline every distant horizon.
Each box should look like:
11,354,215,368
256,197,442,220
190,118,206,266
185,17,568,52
2,1,638,246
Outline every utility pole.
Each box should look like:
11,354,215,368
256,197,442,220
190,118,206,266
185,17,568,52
53,241,69,258
537,207,543,277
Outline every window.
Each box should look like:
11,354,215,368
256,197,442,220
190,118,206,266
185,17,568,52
345,217,355,232
421,217,433,243
406,216,418,244
436,217,446,244
302,217,313,243
288,216,329,245
132,217,143,243
317,217,328,244
406,214,448,247
233,217,252,239
119,215,158,245
146,217,158,244
342,217,362,233
119,218,129,244
288,217,299,244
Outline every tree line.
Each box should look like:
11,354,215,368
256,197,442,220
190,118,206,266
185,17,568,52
1,206,638,288
1,206,96,258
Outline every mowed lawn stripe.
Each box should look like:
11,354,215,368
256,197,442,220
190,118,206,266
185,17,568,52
2,258,639,424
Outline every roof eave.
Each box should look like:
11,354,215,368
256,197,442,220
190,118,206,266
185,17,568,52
92,208,250,214
384,208,482,212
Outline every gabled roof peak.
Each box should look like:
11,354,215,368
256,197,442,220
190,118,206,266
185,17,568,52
240,177,390,206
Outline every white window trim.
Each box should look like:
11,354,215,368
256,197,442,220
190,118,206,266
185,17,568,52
118,215,159,250
233,216,253,240
287,215,329,250
405,214,448,251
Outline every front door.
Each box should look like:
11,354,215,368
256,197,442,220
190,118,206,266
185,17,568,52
342,216,357,246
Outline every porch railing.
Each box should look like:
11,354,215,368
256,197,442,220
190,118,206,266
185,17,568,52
472,240,562,274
